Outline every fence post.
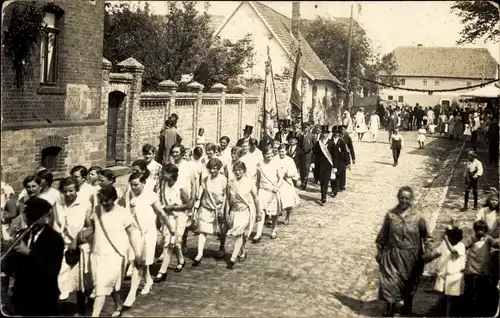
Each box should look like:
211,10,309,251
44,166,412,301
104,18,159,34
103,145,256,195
234,84,246,139
187,81,204,148
158,80,178,120
211,83,227,142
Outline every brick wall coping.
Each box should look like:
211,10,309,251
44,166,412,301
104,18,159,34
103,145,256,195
109,72,133,83
141,92,171,99
2,119,105,131
225,94,244,100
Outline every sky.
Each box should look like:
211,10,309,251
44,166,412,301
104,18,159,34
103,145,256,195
143,0,499,62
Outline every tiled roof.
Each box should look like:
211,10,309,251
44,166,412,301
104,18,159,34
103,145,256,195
391,46,498,79
250,1,341,85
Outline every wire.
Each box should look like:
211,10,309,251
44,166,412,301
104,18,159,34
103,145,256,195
357,77,498,93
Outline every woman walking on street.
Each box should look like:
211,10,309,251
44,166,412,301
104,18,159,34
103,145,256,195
226,161,262,269
355,107,368,142
369,110,381,143
376,186,436,317
276,144,300,225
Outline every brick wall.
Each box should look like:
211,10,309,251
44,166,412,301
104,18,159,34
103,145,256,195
1,0,106,190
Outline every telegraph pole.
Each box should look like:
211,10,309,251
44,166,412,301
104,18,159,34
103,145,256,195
345,4,354,109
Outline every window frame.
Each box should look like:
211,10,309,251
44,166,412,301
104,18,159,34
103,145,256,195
422,79,428,87
388,95,394,101
41,146,62,171
39,5,64,85
397,96,404,103
433,79,440,87
399,78,406,86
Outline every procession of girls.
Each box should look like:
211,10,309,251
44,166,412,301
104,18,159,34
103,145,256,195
0,131,301,316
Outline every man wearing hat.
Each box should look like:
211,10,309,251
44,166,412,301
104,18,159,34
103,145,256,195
274,119,292,145
287,131,306,188
330,126,351,194
300,123,317,189
236,125,254,147
311,125,336,205
340,125,356,165
3,197,64,316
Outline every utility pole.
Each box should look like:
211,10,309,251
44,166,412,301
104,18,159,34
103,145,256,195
345,4,354,110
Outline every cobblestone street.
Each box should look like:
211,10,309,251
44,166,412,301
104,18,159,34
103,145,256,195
89,131,462,317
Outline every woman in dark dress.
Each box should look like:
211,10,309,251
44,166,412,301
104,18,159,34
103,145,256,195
376,186,436,316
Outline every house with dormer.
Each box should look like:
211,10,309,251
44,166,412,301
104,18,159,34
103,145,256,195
214,1,343,123
379,45,498,108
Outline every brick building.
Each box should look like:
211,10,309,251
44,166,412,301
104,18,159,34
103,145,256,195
1,0,106,190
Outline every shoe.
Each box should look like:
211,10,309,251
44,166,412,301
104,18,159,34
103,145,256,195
251,236,261,244
238,252,247,262
174,261,186,272
153,272,167,283
270,232,277,240
111,309,123,317
192,256,203,266
227,259,236,269
284,219,289,226
59,293,69,301
300,184,307,190
140,283,152,295
216,248,225,259
460,207,468,212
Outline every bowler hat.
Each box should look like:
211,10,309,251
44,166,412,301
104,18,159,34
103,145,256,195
321,125,330,134
24,197,52,222
243,125,253,134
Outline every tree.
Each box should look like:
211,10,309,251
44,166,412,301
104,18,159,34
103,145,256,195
363,52,398,96
451,1,500,44
104,1,254,91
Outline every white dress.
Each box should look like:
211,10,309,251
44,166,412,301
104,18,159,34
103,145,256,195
55,197,92,295
463,124,471,136
276,156,300,209
355,111,368,133
91,205,133,296
370,115,380,134
257,160,282,216
434,241,466,296
126,190,158,265
160,180,188,247
418,128,427,142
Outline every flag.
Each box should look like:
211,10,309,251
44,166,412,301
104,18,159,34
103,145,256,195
289,45,302,112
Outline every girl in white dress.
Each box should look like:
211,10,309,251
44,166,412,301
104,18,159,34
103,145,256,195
123,171,174,309
355,108,368,142
54,177,92,313
369,110,380,143
71,165,95,205
143,144,162,194
193,158,227,265
418,126,427,149
155,163,194,283
88,166,103,194
37,170,61,207
130,160,155,194
253,145,284,242
276,144,300,225
226,161,262,269
202,143,229,179
463,124,472,141
77,185,142,317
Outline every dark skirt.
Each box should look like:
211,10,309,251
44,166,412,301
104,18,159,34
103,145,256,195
378,246,424,303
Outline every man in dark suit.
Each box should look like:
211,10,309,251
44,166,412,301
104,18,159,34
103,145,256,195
330,126,351,195
300,123,316,189
275,119,292,145
311,125,335,205
287,132,306,188
3,197,64,316
236,125,254,147
340,125,356,165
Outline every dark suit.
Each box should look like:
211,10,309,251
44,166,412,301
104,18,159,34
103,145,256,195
312,139,334,202
330,137,351,194
3,226,64,316
274,131,290,144
342,132,356,163
287,145,306,186
236,136,251,147
301,132,316,186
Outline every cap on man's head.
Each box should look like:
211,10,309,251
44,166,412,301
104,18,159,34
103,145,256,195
24,197,52,222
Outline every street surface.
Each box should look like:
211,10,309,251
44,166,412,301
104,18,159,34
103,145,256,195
76,130,463,317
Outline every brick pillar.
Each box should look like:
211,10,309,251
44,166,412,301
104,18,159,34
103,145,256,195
101,57,112,122
211,83,227,141
116,57,144,164
187,81,204,148
234,84,247,139
158,79,178,120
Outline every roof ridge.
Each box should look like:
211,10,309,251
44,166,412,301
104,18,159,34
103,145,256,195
395,46,490,51
251,1,290,21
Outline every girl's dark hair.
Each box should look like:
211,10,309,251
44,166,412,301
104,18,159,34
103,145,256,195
206,157,223,171
37,169,54,187
445,227,463,246
89,166,102,175
23,175,42,188
232,161,247,173
473,220,488,232
70,165,88,178
99,169,116,183
261,145,272,155
205,142,217,153
98,185,118,202
220,136,230,143
484,188,499,210
278,143,287,151
142,143,155,154
397,186,414,199
163,163,179,181
59,176,80,193
170,143,184,155
193,146,204,159
231,146,242,154
132,159,150,180
249,137,259,146
129,171,148,183
181,148,192,157
215,144,221,153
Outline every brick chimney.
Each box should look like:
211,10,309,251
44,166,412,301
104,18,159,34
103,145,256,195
291,2,300,38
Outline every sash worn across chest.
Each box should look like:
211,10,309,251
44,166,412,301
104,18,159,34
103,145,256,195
319,141,333,166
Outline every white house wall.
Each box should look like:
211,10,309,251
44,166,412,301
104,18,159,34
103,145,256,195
216,2,290,79
380,77,494,107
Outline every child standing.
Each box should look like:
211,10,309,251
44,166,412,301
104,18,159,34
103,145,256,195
417,126,427,149
428,122,436,135
389,128,404,167
196,128,206,147
433,226,466,317
463,220,499,317
463,123,472,141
